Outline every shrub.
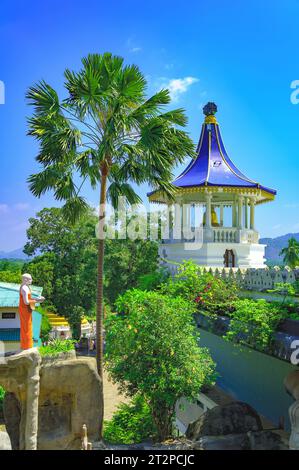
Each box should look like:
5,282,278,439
37,307,52,343
103,395,156,444
105,289,216,442
161,260,238,315
39,338,75,356
136,268,169,292
225,299,283,350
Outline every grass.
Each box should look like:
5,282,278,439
39,338,75,357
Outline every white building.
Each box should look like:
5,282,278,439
148,103,276,269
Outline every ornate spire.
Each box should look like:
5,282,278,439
203,102,218,124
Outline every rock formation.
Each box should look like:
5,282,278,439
0,349,103,450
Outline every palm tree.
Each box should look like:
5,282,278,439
279,237,299,268
26,53,195,435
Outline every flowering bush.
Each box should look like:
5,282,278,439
160,261,238,315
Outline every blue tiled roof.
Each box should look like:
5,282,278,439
0,282,43,308
148,105,276,198
171,122,276,194
0,328,20,341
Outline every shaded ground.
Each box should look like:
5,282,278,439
103,370,130,421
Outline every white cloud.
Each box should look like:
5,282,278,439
160,76,199,101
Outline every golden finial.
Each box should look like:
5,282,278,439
203,102,218,124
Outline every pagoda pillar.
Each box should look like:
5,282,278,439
250,197,255,230
232,198,237,227
244,197,248,229
220,205,224,227
238,196,244,228
205,193,212,228
182,203,191,238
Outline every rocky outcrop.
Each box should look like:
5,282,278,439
37,354,103,450
0,349,103,450
186,401,262,440
0,348,41,450
186,401,288,450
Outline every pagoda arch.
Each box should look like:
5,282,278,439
224,249,235,268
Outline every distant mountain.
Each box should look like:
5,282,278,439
0,248,28,260
260,233,299,263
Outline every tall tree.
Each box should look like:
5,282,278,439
26,53,195,436
280,237,299,268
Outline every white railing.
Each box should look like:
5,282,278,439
161,228,259,244
213,227,238,243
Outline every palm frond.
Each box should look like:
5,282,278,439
26,80,60,116
61,196,89,224
107,181,142,209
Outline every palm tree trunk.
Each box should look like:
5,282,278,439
96,166,108,438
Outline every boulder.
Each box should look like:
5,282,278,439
186,401,263,440
37,355,102,450
0,349,103,450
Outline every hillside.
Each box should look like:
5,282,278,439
0,248,28,260
260,233,299,264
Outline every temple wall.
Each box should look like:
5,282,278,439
161,256,299,292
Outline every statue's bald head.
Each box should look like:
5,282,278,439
22,273,32,285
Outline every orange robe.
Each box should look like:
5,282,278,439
19,289,33,349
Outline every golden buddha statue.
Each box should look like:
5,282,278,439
203,207,220,227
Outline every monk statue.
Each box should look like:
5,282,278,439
19,273,45,350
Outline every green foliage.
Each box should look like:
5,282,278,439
23,207,160,316
0,270,21,283
37,307,52,343
103,395,157,444
0,260,23,283
225,299,284,350
105,289,216,441
269,282,296,298
0,386,5,415
279,238,299,269
161,260,238,315
24,207,98,323
104,239,159,305
136,268,169,292
39,338,75,357
23,253,55,301
68,306,85,340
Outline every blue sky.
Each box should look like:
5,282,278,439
0,0,299,251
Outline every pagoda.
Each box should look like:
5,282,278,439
148,103,276,269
